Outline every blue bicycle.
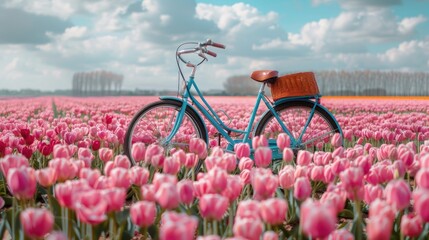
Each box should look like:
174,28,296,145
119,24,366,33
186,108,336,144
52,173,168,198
124,39,342,165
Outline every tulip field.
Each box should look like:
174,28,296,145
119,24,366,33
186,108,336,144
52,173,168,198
2,95,429,240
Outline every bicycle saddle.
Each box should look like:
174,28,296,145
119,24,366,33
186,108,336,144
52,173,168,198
250,70,278,82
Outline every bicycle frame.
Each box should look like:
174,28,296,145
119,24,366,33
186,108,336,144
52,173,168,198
160,73,331,153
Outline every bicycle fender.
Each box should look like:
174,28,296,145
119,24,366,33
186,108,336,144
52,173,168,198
159,96,209,143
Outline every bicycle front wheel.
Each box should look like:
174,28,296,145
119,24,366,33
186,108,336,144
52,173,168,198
254,101,341,153
124,100,207,165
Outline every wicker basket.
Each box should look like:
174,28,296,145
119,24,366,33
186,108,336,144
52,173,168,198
270,72,319,101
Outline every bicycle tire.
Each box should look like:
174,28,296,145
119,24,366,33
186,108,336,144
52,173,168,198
124,100,207,166
254,100,341,155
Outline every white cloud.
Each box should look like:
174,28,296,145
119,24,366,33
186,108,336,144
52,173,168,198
398,15,427,34
379,40,429,68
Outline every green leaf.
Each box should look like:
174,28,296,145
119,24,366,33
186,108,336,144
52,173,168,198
115,208,130,225
148,224,159,240
338,209,354,219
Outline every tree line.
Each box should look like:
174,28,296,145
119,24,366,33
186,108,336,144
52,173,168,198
222,70,429,96
72,70,123,96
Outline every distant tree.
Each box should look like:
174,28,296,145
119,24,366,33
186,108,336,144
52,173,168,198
223,76,262,96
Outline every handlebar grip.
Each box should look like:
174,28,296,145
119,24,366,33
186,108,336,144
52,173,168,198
211,42,226,49
206,50,217,57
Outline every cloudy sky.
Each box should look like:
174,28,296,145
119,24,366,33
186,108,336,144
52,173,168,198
1,0,428,91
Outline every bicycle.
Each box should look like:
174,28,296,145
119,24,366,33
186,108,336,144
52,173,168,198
124,39,343,166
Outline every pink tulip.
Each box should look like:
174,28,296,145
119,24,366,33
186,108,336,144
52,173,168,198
172,149,186,164
400,213,423,237
163,156,181,175
113,155,131,169
48,158,77,182
145,144,164,163
0,154,29,177
282,148,294,163
366,215,393,240
296,150,312,166
233,217,264,240
234,143,250,159
55,180,91,208
310,165,324,182
152,173,177,192
238,157,254,171
197,236,221,240
222,175,243,202
150,154,165,168
207,167,228,193
368,199,396,221
263,231,278,240
79,168,101,188
260,198,287,225
20,208,54,238
199,193,229,220
294,177,311,201
300,199,336,238
240,169,251,185
331,133,342,148
160,211,198,240
223,153,237,172
155,182,180,209
77,147,94,165
131,142,146,162
278,165,295,189
340,166,364,191
184,153,199,168
252,135,268,149
7,167,37,200
323,165,335,183
0,196,4,209
35,167,58,187
194,178,215,197
251,168,278,200
189,138,207,159
130,166,150,186
413,189,429,222
104,161,115,176
416,168,429,189
102,188,126,212
140,184,156,202
109,167,131,189
276,133,290,150
178,179,195,205
236,199,261,220
384,179,411,211
254,147,272,168
320,191,346,214
363,184,384,205
53,144,72,159
130,201,157,227
328,229,354,240
46,231,68,240
99,147,113,162
74,190,107,225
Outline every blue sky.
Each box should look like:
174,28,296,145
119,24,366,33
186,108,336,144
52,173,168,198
0,0,428,91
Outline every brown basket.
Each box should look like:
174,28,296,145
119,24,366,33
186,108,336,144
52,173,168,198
270,72,319,101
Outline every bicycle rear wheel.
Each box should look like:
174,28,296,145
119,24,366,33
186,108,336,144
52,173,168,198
254,100,341,155
124,100,207,165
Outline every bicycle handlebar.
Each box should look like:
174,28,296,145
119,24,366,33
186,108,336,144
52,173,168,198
176,39,225,60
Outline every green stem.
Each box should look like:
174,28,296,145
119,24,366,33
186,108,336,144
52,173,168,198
213,220,218,236
354,199,363,240
109,212,117,239
140,227,147,239
67,208,74,240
